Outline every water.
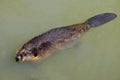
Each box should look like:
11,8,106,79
0,0,120,80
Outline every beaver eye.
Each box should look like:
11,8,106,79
23,53,27,56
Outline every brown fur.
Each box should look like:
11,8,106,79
15,23,90,62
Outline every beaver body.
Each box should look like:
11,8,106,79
15,13,117,62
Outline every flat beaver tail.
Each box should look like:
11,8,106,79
85,13,117,28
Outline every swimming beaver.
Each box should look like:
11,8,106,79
15,13,117,62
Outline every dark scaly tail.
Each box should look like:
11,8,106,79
85,13,117,28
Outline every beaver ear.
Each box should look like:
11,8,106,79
33,52,38,57
39,41,52,50
31,48,38,57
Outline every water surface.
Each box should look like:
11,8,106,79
0,0,120,80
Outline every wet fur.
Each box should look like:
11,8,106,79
15,13,117,62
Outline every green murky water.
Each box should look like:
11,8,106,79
0,0,120,80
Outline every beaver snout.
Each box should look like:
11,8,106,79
15,54,23,62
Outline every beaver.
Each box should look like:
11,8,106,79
15,13,117,62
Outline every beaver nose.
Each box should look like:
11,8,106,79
15,55,22,62
15,57,19,62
